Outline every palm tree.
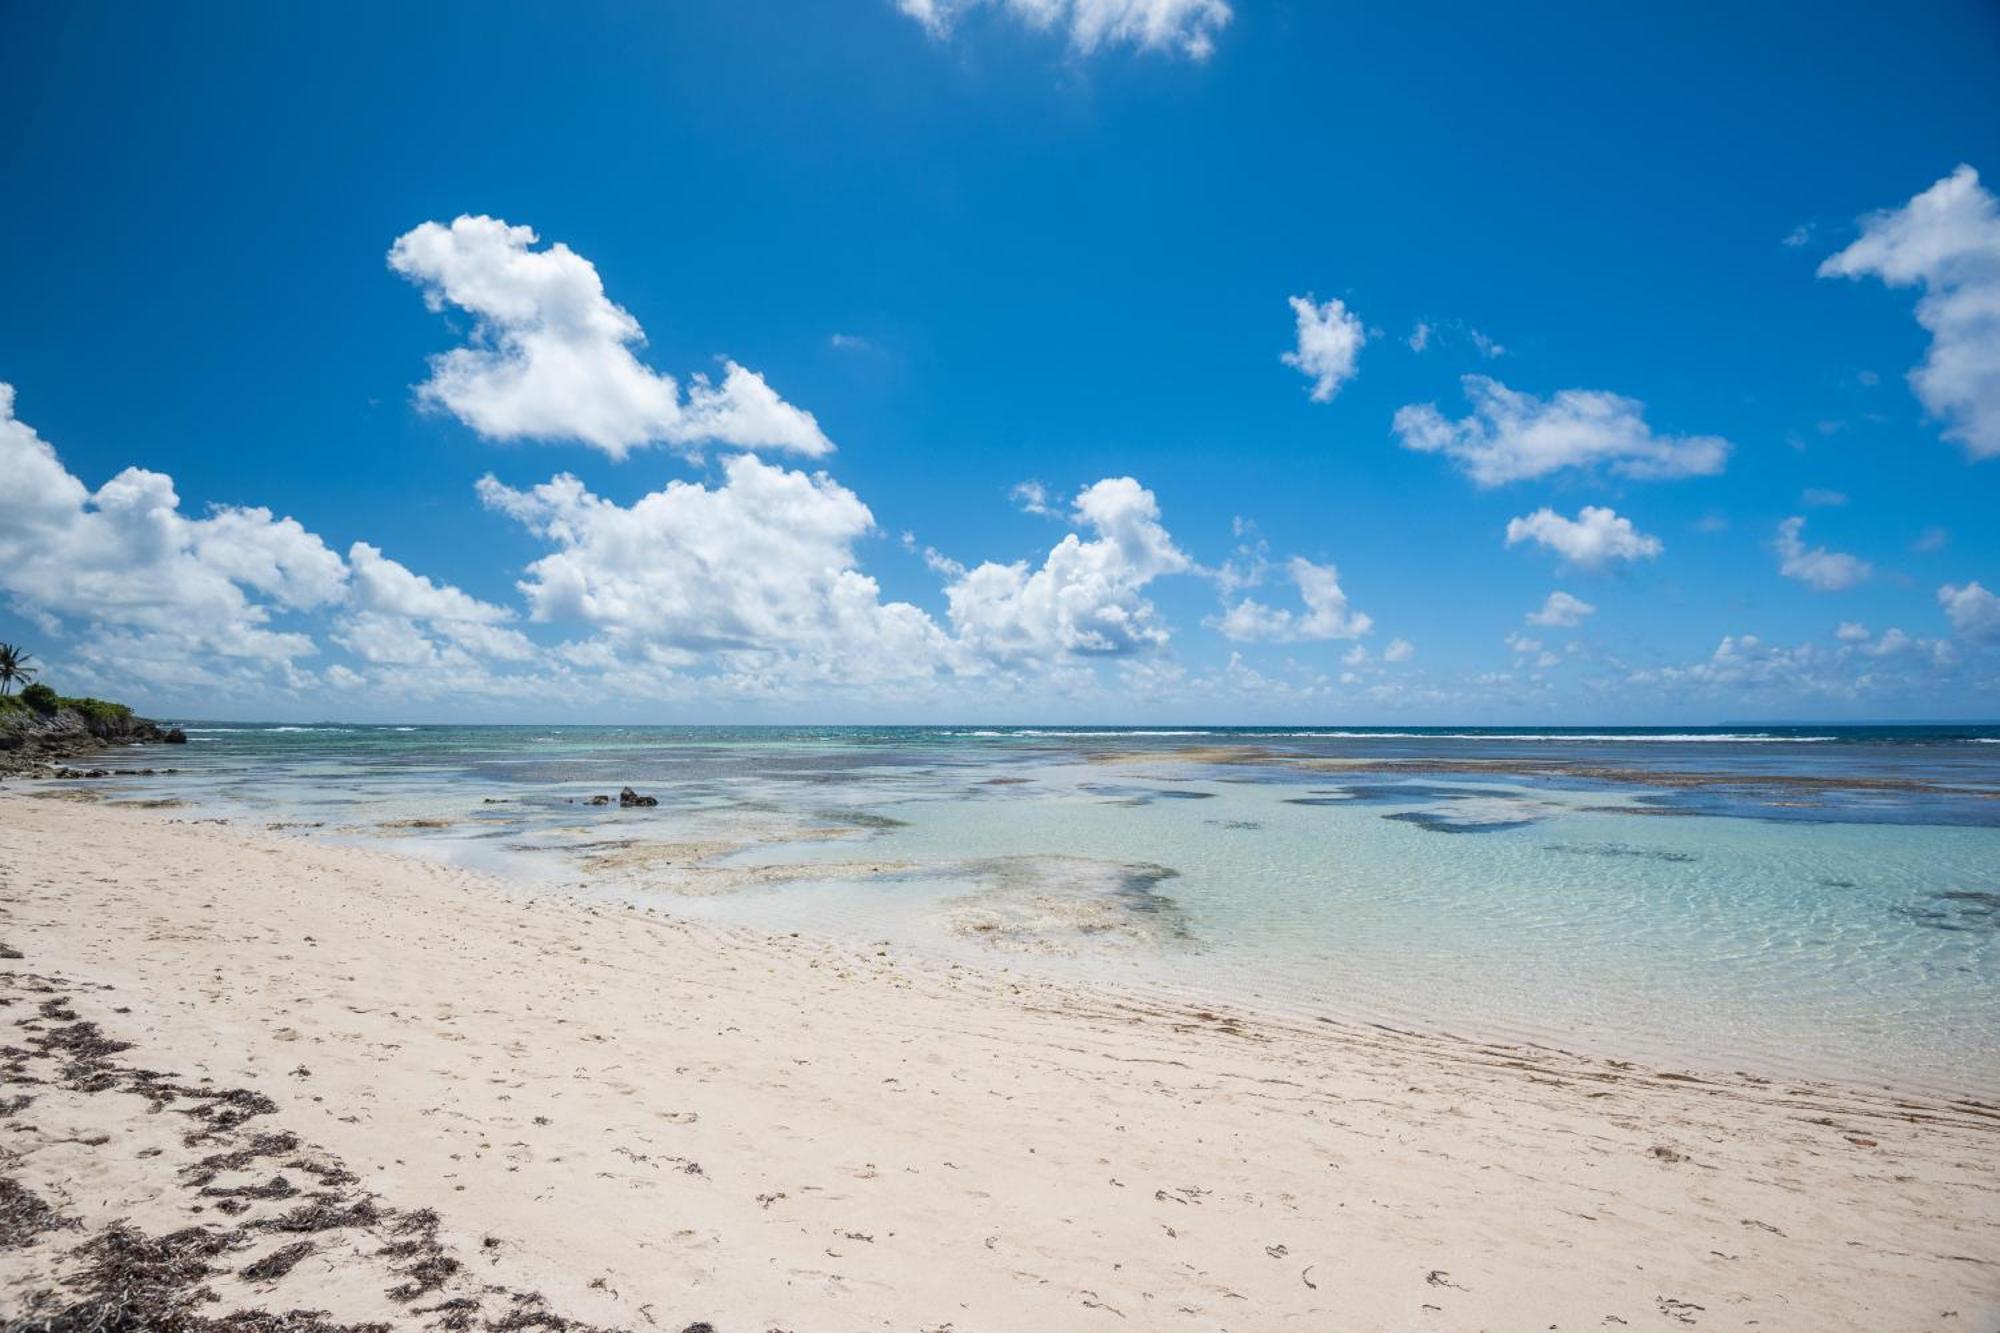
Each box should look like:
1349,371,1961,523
0,643,35,695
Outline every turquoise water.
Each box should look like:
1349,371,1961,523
73,723,2000,1096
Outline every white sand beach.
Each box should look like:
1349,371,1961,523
2,795,1995,1331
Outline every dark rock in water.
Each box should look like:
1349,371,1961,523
619,787,659,808
163,727,187,744
586,794,612,806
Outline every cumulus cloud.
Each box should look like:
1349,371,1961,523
0,381,559,705
1281,295,1366,402
1939,581,2000,640
1775,516,1870,591
943,477,1191,661
1505,506,1662,569
1213,556,1373,643
478,455,949,683
390,215,830,460
897,0,1232,60
1527,590,1596,627
340,542,534,664
1393,375,1730,486
1818,165,2000,460
0,383,343,677
1382,637,1415,662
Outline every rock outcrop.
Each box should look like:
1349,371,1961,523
0,703,178,778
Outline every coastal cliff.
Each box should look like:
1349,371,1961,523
0,693,184,777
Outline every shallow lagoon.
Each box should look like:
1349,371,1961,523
75,723,2000,1096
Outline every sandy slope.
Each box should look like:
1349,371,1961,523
1,796,1995,1331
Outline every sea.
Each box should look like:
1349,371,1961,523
65,723,2000,1098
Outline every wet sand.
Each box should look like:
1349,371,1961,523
1,796,1995,1330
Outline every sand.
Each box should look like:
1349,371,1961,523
1,795,1995,1330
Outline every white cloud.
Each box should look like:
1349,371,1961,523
333,611,449,667
1526,590,1596,627
897,0,1232,60
1503,632,1542,656
1393,375,1730,486
1818,165,2000,460
1009,480,1060,517
1281,295,1366,403
944,477,1191,661
1939,581,2000,640
0,383,342,676
342,542,534,663
1382,637,1415,662
1628,630,1961,702
479,455,950,683
1801,487,1848,507
1407,322,1432,353
0,381,560,704
1213,556,1373,643
390,215,830,460
1835,621,1872,643
1861,627,1915,657
1505,506,1663,569
1775,516,1870,591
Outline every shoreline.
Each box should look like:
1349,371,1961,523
186,786,2000,1104
3,797,1996,1329
17,779,1995,1108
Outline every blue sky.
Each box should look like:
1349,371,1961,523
1,1,1997,723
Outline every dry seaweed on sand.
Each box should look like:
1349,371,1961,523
377,1207,463,1301
410,1297,480,1331
18,1220,250,1330
207,1313,392,1333
183,1133,304,1189
201,1175,301,1203
2,931,692,1333
259,1198,383,1233
480,1292,625,1333
239,1239,316,1282
1,1175,79,1249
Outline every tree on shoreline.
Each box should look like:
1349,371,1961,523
0,643,35,696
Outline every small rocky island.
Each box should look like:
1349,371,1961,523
0,681,185,779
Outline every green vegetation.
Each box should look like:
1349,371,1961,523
0,647,133,724
61,695,135,725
